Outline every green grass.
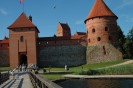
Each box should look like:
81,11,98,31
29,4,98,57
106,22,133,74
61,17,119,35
42,60,127,80
0,67,12,71
78,64,133,75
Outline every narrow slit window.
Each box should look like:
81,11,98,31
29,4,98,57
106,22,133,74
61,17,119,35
103,46,106,55
88,39,90,43
20,36,24,42
105,27,108,31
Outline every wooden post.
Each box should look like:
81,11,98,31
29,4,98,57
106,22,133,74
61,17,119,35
0,72,1,85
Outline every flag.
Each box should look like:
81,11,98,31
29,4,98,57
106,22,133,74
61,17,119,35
20,0,24,4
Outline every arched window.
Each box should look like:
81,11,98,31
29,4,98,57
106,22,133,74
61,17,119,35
92,28,95,33
20,36,24,42
105,27,108,31
97,37,101,41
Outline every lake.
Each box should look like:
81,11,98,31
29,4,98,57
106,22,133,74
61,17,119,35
57,78,133,88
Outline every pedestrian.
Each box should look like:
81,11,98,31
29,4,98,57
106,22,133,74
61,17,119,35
65,65,67,71
16,65,19,72
12,70,15,80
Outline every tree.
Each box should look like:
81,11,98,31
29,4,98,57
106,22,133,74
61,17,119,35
123,27,133,59
116,25,125,56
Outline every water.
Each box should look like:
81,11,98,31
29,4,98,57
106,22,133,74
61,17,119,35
58,78,133,88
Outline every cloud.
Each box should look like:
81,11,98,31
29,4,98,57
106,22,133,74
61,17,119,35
75,20,83,25
0,9,8,15
115,0,133,10
120,14,133,22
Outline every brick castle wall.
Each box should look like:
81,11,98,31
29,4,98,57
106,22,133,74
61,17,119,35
38,45,86,67
86,44,122,64
0,48,9,66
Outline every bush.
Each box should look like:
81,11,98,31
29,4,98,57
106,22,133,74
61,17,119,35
35,71,38,74
43,69,46,73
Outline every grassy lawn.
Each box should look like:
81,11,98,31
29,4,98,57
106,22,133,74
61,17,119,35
0,67,12,71
78,63,133,75
42,60,127,80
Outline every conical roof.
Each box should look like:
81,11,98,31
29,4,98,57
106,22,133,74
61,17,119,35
8,12,36,29
85,0,118,23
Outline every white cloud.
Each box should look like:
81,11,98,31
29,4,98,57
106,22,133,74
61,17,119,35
120,14,133,22
75,20,83,25
116,0,133,10
0,9,8,15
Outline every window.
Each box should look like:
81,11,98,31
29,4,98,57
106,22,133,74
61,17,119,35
103,46,106,55
20,36,24,42
105,27,108,31
109,36,111,40
88,39,90,43
92,28,95,33
97,37,101,41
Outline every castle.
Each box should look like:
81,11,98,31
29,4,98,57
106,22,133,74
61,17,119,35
0,0,122,68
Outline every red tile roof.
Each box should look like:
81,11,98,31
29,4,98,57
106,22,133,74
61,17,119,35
8,12,38,29
72,32,87,40
71,35,87,40
0,37,9,44
74,32,86,35
59,22,71,31
85,0,118,23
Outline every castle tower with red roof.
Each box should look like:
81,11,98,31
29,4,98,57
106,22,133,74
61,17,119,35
8,12,39,67
85,0,122,63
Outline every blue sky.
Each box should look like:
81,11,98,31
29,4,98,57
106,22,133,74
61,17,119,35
0,0,133,39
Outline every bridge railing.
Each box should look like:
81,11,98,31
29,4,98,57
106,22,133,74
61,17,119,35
0,71,10,85
29,72,63,88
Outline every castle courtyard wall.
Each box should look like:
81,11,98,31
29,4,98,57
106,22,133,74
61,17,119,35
38,45,86,67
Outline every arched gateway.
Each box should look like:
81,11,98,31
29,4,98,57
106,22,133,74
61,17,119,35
19,54,27,65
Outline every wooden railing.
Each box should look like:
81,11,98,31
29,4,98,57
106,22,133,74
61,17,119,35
29,72,63,88
0,71,10,85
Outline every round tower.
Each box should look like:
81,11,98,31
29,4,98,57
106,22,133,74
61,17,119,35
85,0,122,64
85,0,118,46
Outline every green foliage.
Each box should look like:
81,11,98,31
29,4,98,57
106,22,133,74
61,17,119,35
123,27,133,59
116,25,125,55
0,67,12,71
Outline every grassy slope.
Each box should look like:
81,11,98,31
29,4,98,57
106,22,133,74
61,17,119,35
0,67,12,71
42,60,127,80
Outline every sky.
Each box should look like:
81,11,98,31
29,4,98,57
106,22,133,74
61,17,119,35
0,0,133,39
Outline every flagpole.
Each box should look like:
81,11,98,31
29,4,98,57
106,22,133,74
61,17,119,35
20,0,24,12
23,2,24,12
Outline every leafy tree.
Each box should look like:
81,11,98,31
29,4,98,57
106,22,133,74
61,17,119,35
116,25,125,56
124,27,133,59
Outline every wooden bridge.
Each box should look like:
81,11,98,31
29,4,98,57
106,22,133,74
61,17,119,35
0,71,62,88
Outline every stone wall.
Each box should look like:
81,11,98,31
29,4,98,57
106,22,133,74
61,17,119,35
0,48,9,66
86,44,122,64
38,45,86,67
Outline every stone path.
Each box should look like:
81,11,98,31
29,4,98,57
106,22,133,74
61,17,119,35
63,74,133,79
99,60,133,69
0,72,33,88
